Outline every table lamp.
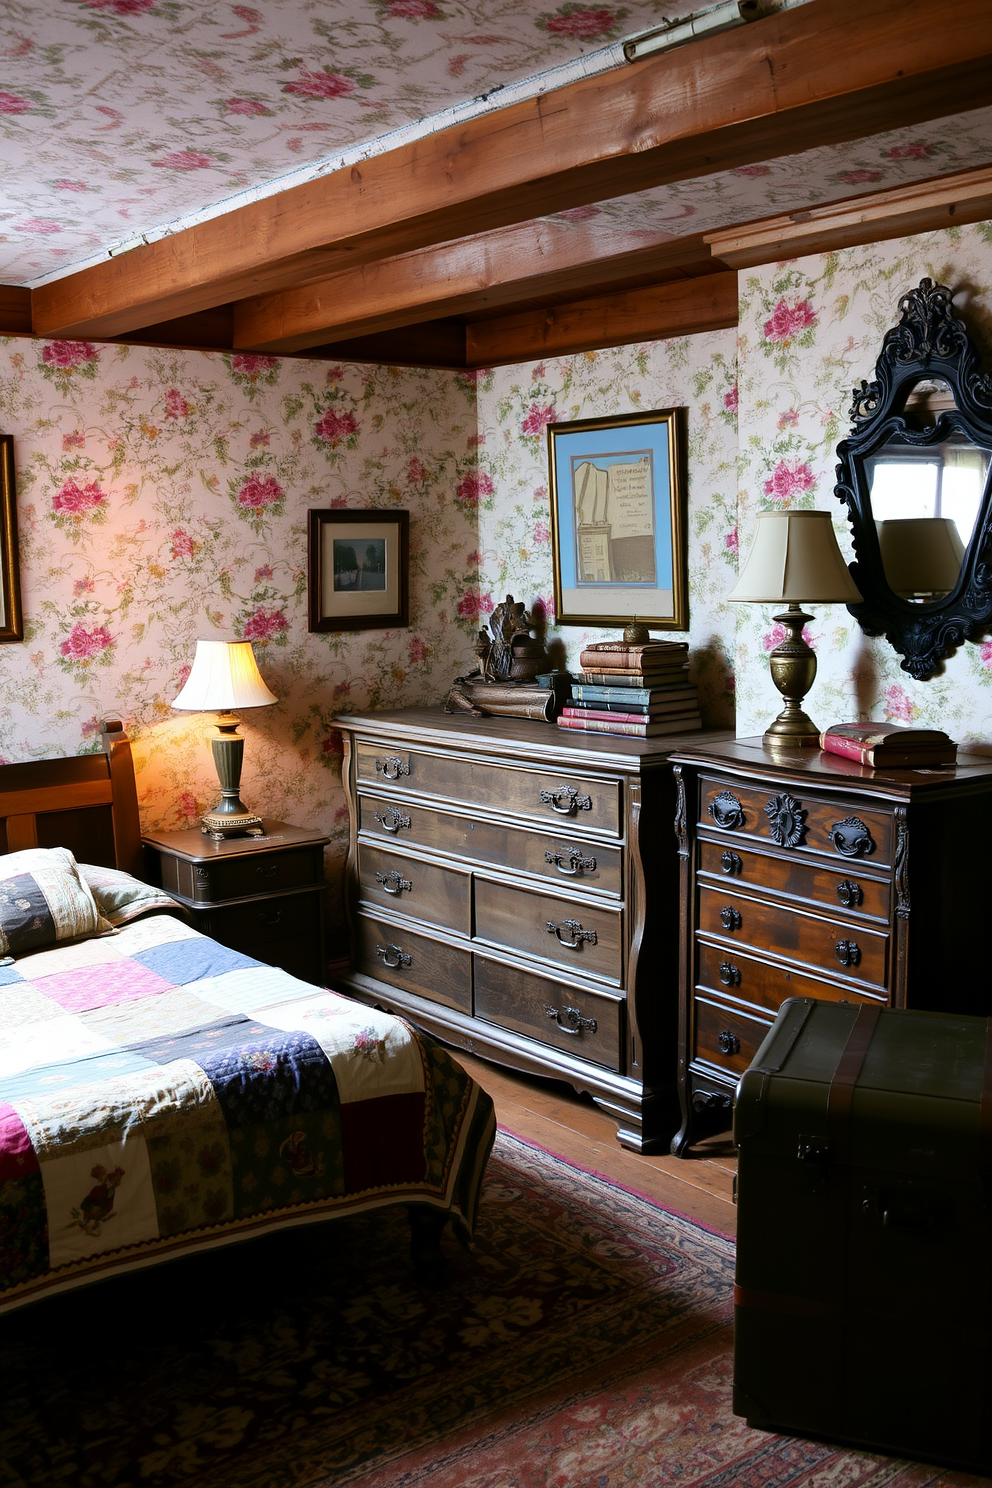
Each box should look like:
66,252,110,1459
172,638,278,839
876,517,965,600
728,510,862,748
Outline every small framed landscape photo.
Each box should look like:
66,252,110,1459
547,407,688,630
307,509,409,633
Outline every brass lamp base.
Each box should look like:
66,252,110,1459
763,605,821,749
200,713,267,841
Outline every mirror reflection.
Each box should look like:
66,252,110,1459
865,380,991,602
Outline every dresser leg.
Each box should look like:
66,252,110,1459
671,1087,733,1157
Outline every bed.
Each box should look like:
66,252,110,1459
0,722,496,1313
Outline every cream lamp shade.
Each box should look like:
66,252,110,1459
728,510,863,605
728,510,861,749
876,517,965,599
171,639,277,840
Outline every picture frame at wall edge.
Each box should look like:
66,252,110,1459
0,434,23,644
307,508,409,633
547,407,688,631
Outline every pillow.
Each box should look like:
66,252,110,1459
0,846,112,956
79,863,184,928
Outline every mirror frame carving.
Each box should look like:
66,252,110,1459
834,278,992,680
0,435,22,644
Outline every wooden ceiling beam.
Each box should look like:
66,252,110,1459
31,0,992,341
307,319,468,369
233,228,721,353
464,270,739,366
705,164,992,267
0,287,31,336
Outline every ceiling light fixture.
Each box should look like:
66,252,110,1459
623,0,793,64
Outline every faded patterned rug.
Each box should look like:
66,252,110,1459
0,1131,985,1487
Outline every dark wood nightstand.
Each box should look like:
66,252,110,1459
142,820,330,984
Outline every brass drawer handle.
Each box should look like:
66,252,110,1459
546,918,597,949
375,756,410,781
718,1029,741,1056
544,848,597,877
829,816,875,859
539,785,592,817
835,939,861,967
837,879,863,908
720,906,742,932
376,942,411,969
720,850,743,876
373,807,412,835
376,869,412,896
718,961,741,987
545,1004,598,1036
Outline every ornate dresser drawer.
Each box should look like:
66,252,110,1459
337,707,728,1154
672,738,992,1155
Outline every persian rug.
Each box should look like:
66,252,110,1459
0,1130,986,1488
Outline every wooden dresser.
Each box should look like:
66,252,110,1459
335,708,726,1152
670,737,992,1154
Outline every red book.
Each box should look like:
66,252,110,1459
557,714,702,738
561,705,700,725
819,723,956,767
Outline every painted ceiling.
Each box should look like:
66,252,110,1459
1,0,991,293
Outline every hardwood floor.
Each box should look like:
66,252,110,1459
457,1051,738,1237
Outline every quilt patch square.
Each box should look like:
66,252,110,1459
0,963,24,988
0,1102,40,1183
107,915,202,955
14,935,125,983
0,1014,112,1084
133,938,262,986
0,981,66,1029
261,997,426,1105
199,1029,338,1129
0,1048,159,1104
129,1015,270,1068
0,1170,47,1287
340,1092,427,1192
41,1134,158,1268
229,1107,344,1218
31,960,177,1014
81,988,215,1046
191,965,317,1016
145,1062,234,1236
12,1058,209,1161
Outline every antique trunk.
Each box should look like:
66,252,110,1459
733,996,992,1472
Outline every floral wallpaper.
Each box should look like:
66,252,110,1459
0,335,481,917
473,334,740,728
733,218,992,746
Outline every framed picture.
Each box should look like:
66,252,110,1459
547,407,688,631
307,509,409,633
0,435,22,644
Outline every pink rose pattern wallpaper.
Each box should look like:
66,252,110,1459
0,337,481,912
733,219,992,745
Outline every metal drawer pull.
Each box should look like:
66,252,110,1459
708,790,745,830
718,961,741,987
254,863,277,879
259,908,283,927
835,939,861,967
374,756,410,780
837,879,863,907
720,906,742,932
546,918,597,949
544,848,597,876
373,807,412,835
545,1003,598,1036
376,942,412,969
720,850,743,876
718,1029,741,1056
376,869,412,896
539,785,592,816
829,816,875,859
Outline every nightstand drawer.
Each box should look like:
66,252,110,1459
698,775,893,867
474,957,621,1070
357,843,470,934
161,846,322,904
474,879,623,982
696,940,888,1015
356,744,621,836
194,888,321,948
696,837,890,921
697,886,888,989
355,912,471,1013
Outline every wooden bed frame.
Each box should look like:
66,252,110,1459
0,719,142,876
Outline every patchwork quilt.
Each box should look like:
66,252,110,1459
0,913,496,1312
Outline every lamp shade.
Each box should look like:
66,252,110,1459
171,639,277,711
876,517,965,598
728,510,862,605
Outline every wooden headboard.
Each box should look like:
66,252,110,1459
0,719,142,875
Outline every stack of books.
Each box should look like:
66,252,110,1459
557,640,702,738
820,722,957,767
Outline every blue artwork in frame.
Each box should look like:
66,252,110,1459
547,408,687,630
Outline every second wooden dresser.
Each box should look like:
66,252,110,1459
670,737,992,1154
335,708,726,1152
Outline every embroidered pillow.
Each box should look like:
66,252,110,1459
0,847,112,955
79,863,183,928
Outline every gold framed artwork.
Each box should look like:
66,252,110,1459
547,408,688,630
0,435,22,644
307,509,409,633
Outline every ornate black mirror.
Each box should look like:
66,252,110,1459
834,279,992,679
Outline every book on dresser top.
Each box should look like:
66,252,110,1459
577,669,690,689
564,699,700,721
571,680,697,705
578,641,688,670
820,722,957,767
557,712,702,737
